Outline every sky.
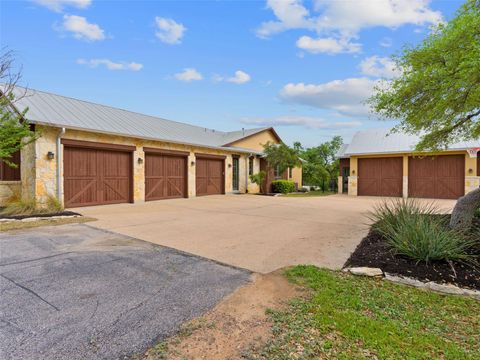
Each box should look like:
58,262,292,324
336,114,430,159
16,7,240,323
0,0,464,147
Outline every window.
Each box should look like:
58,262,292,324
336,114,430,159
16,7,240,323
274,165,281,179
0,150,21,181
289,167,292,178
249,157,254,176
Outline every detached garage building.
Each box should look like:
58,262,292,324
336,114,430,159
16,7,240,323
338,129,479,200
0,87,302,207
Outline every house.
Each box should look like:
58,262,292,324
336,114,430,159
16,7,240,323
0,87,302,208
337,129,480,199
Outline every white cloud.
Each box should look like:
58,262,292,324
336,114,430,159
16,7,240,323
227,70,251,84
311,0,443,37
174,68,203,82
213,70,251,84
33,0,91,12
296,36,361,54
155,17,186,44
256,0,314,38
359,56,400,78
241,115,361,129
279,78,378,117
61,15,105,41
77,58,143,71
257,0,443,54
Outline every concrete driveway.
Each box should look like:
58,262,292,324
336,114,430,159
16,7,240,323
0,224,250,360
78,195,456,273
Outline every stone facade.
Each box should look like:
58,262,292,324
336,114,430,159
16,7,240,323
0,181,21,204
2,126,289,207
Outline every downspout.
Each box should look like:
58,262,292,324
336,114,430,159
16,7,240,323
56,128,65,201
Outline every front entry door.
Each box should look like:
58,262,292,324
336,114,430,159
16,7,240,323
342,167,349,193
232,157,239,191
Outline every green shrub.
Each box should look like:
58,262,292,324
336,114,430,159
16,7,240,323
272,180,295,194
369,199,478,264
1,193,63,216
2,196,38,216
45,194,64,213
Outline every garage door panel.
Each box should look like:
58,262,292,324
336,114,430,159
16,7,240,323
145,153,186,201
196,157,224,196
409,155,464,199
358,157,402,197
64,146,132,207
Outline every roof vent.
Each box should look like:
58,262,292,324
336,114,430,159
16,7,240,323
242,128,245,136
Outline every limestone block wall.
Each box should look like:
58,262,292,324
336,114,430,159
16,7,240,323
29,126,262,204
34,127,59,204
0,182,21,205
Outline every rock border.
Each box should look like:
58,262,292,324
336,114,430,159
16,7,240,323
344,267,480,300
0,214,81,223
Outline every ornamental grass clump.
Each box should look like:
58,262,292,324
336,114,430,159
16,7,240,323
369,199,478,264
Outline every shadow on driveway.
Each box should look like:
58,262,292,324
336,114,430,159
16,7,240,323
0,224,251,359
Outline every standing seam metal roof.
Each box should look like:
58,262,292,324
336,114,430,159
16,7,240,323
342,128,480,156
10,87,272,153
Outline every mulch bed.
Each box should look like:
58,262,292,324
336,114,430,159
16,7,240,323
345,217,480,291
0,211,81,220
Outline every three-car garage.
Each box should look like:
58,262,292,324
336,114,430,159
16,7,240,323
62,140,226,207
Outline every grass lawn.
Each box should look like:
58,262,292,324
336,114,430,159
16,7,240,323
283,190,335,197
243,266,479,359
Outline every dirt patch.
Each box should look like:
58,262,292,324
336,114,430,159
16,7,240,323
345,218,480,290
0,216,96,232
144,270,304,360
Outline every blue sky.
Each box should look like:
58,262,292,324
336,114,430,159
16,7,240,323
1,0,463,147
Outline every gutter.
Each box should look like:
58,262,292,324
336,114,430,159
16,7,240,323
56,127,65,201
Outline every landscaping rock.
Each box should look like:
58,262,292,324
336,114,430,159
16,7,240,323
384,273,480,300
348,267,383,277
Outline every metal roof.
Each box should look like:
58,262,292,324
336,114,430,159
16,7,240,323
10,87,272,153
344,128,480,156
335,143,349,158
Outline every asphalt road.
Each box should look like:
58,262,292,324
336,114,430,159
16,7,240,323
0,224,251,359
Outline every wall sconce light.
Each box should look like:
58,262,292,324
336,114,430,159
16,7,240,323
191,161,195,166
468,168,473,174
138,157,143,164
352,170,356,175
47,151,55,160
228,163,232,168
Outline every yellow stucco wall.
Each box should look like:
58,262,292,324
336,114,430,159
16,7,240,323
290,166,302,187
227,129,279,151
347,151,478,197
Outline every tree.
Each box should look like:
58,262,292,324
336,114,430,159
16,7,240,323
368,0,480,230
262,141,301,174
0,49,37,166
298,136,343,189
249,171,267,194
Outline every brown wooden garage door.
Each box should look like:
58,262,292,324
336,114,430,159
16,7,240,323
408,155,465,199
63,140,133,208
358,157,403,197
145,149,188,201
195,154,225,196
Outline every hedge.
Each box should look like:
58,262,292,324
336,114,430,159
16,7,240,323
272,180,296,194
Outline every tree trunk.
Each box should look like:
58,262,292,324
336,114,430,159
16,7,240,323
449,188,480,231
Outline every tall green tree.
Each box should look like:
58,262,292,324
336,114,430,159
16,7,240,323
262,141,301,174
0,49,37,166
369,0,480,230
369,0,479,150
299,136,343,188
